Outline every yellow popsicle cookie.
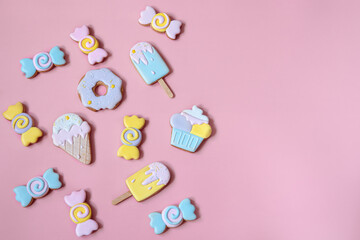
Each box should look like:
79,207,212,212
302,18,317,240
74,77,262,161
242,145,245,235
126,162,170,201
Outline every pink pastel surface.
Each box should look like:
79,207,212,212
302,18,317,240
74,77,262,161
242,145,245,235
0,0,360,239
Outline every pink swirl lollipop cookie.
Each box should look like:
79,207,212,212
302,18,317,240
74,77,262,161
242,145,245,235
139,6,183,40
65,189,99,237
70,25,108,65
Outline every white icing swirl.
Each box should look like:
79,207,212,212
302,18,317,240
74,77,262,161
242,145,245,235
70,203,92,224
142,162,170,186
26,177,49,198
33,52,53,72
161,206,183,228
79,36,98,53
151,13,170,31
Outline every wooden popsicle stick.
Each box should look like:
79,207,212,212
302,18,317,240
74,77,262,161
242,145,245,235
112,191,133,205
158,78,174,98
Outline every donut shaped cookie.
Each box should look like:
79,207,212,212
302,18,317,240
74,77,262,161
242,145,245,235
77,68,123,111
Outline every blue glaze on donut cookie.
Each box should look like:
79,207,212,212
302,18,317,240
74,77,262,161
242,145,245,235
77,68,123,111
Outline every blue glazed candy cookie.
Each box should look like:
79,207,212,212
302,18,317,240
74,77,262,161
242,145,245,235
20,46,66,78
77,68,123,111
149,198,197,234
13,168,62,207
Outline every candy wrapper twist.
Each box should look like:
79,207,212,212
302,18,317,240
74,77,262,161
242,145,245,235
149,198,197,234
65,189,99,237
70,25,108,65
3,102,43,146
20,46,66,78
139,6,182,40
117,115,145,160
13,168,62,207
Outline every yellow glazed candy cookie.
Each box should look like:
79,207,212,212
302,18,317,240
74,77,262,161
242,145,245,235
3,102,43,146
112,162,171,205
117,115,146,160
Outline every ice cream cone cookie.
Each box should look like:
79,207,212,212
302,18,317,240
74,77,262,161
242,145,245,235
70,25,108,64
149,198,197,234
170,106,212,152
3,102,43,146
112,162,171,205
139,6,182,40
64,190,99,237
13,168,62,207
52,113,92,164
77,68,123,111
20,46,66,78
130,42,174,98
117,115,146,160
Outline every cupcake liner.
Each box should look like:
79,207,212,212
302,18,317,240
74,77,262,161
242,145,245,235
171,128,203,152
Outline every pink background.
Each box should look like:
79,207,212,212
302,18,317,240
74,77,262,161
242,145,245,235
1,0,360,239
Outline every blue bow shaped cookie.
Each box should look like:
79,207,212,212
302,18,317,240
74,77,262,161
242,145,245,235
20,46,66,78
14,168,62,207
149,198,197,234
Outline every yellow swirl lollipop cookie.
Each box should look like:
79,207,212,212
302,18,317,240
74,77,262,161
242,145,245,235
117,115,146,160
65,190,99,237
151,13,171,32
70,25,108,64
139,6,183,40
3,102,43,146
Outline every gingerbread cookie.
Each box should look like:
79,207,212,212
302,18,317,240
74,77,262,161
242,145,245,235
77,68,123,111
